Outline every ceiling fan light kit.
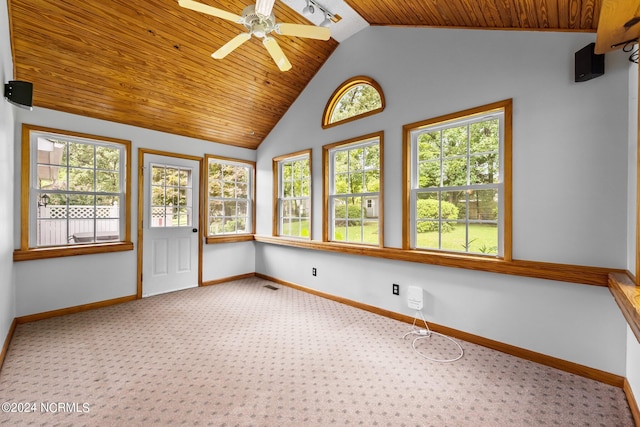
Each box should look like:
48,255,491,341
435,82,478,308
179,0,331,72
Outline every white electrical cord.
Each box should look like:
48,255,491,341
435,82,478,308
402,310,464,363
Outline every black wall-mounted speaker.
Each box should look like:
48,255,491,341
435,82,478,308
575,43,605,82
4,80,33,109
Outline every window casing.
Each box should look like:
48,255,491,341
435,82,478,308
16,125,132,260
274,151,311,239
206,155,255,240
404,100,512,258
324,132,383,246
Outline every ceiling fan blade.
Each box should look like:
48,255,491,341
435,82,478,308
262,37,292,72
212,33,251,59
178,0,243,23
255,0,276,17
276,23,331,41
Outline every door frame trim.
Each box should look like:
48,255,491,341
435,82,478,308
137,149,204,299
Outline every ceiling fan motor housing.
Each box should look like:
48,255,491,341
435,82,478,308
242,5,275,38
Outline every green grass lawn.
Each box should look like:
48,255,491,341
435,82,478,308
283,219,497,254
416,223,498,254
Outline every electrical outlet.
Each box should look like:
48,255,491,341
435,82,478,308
392,283,399,295
312,267,317,276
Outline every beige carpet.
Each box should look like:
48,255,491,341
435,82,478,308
0,277,633,426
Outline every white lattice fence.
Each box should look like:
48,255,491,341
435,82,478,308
37,205,119,246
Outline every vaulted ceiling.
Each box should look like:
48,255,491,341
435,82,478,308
8,0,603,149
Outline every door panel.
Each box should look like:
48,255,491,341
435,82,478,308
143,154,199,297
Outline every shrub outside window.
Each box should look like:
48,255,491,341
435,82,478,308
274,151,311,238
404,100,512,258
324,132,383,246
206,155,255,239
16,125,132,260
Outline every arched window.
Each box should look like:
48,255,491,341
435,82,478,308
322,76,385,129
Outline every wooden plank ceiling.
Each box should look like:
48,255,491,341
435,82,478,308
345,0,601,30
9,0,602,150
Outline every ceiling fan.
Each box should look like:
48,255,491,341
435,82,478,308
179,0,331,71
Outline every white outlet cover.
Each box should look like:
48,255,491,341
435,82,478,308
407,286,423,310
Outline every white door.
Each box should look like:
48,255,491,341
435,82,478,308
142,154,199,297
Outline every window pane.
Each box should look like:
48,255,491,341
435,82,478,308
68,142,94,168
152,166,165,185
364,170,379,192
208,162,221,180
96,196,120,238
209,218,223,234
178,169,189,187
152,186,165,206
166,167,178,186
329,83,382,124
283,181,293,198
470,153,499,185
68,167,94,192
441,222,464,251
350,172,364,193
236,166,248,183
282,163,292,181
442,126,467,157
209,180,222,197
470,119,499,153
224,201,237,216
334,172,349,195
418,132,440,161
96,171,119,192
469,224,498,255
363,219,379,245
222,182,235,197
236,182,247,199
300,179,310,197
96,145,120,171
165,187,178,207
334,151,348,173
442,158,466,187
364,145,379,169
418,161,440,188
209,201,223,216
416,192,439,220
441,191,465,221
350,148,364,172
468,189,498,221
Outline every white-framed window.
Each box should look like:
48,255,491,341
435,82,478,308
206,155,255,238
406,100,511,257
324,132,383,246
274,150,311,238
27,127,128,248
150,164,193,228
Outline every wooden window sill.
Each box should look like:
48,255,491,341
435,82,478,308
254,234,620,287
13,241,134,261
205,234,255,244
609,272,640,343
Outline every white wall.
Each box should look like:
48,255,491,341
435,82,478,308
13,108,257,316
0,0,16,345
626,60,640,404
255,27,631,374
